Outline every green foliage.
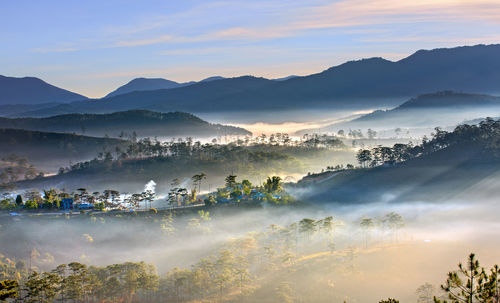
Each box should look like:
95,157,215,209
12,261,159,303
356,118,500,169
0,200,14,210
434,253,500,303
264,176,282,193
15,195,22,206
93,202,105,211
225,175,237,188
24,200,38,210
0,279,18,301
379,298,399,303
204,195,216,207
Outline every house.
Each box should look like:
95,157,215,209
61,198,74,210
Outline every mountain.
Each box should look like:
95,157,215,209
104,76,227,99
0,75,87,105
0,128,128,171
10,44,500,117
200,76,225,82
312,91,500,132
0,110,251,138
104,78,189,98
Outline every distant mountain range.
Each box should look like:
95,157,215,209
104,78,193,98
3,44,500,117
310,91,500,132
0,75,87,105
104,76,229,98
104,75,296,98
0,110,251,138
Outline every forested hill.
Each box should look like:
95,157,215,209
293,118,500,203
0,110,251,138
396,91,500,109
0,128,128,171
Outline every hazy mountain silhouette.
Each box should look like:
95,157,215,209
0,75,87,105
0,103,63,117
0,110,251,138
397,91,500,109
104,76,228,98
200,76,225,82
8,44,500,116
308,91,500,132
104,78,189,98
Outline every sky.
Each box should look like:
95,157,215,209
1,0,500,98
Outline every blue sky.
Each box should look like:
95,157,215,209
1,0,500,98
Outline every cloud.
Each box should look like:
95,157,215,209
30,0,500,52
115,0,500,47
292,0,500,30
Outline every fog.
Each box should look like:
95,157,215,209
1,193,498,302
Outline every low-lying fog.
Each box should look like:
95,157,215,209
196,108,375,136
1,195,498,303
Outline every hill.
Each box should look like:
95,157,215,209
0,128,128,171
0,110,251,138
292,119,500,203
104,76,229,98
0,103,63,117
397,91,500,109
311,91,500,132
0,75,87,105
104,78,190,98
13,144,307,193
13,44,500,116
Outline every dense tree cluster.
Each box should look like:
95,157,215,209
55,132,344,175
60,138,304,174
356,118,500,167
0,261,158,303
0,215,343,303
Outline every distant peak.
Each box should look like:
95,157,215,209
200,76,225,82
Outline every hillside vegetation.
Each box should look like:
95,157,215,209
0,110,251,138
294,118,500,203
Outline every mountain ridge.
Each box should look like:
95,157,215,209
5,44,500,116
0,75,88,106
0,109,251,138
